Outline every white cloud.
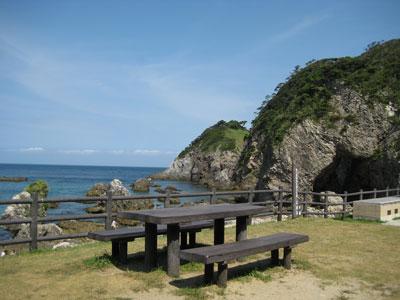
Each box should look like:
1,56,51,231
59,149,99,155
19,147,45,152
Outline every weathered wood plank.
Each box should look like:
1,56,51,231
118,204,267,224
180,233,309,264
88,220,213,241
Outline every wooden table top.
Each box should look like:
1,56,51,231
118,204,267,224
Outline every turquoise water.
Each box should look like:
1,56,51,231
0,163,209,240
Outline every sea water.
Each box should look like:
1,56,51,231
0,163,209,240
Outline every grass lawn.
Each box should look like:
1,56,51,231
0,218,399,299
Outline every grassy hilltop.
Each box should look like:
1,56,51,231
178,120,249,158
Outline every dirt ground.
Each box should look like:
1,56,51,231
120,270,384,300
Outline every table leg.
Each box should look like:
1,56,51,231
236,216,248,242
167,223,180,277
214,218,225,245
180,232,188,249
145,223,157,271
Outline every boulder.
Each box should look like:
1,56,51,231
86,179,130,197
110,179,129,196
131,178,151,192
320,191,344,213
86,183,109,197
15,223,63,239
0,191,47,237
52,241,75,250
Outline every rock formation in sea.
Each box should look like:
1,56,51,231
158,40,400,195
85,179,153,213
153,120,249,189
235,39,400,194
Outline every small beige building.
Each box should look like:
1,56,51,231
353,197,400,221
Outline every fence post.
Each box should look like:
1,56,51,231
248,188,254,204
210,188,217,205
302,193,307,218
105,190,113,230
30,192,39,251
386,186,389,197
373,188,377,199
360,189,363,200
291,163,298,219
164,190,171,208
342,191,347,220
278,186,283,222
324,194,328,219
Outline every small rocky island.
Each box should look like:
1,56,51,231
155,40,400,195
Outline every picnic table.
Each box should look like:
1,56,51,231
118,204,267,276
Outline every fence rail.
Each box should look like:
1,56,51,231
1,182,399,250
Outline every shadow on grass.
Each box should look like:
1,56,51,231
169,257,278,288
113,243,211,273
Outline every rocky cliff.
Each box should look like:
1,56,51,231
235,39,400,193
154,120,249,189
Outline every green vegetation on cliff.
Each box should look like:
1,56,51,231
178,120,249,158
252,39,400,146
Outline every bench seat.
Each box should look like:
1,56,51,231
180,232,309,287
88,220,214,263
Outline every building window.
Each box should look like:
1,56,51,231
387,210,391,215
395,208,399,214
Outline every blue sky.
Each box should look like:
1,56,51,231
0,0,399,167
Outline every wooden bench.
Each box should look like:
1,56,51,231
88,220,213,263
180,232,309,287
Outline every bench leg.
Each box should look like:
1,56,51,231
167,223,180,277
118,241,128,264
181,232,188,249
271,249,279,266
214,218,225,245
145,223,158,271
283,247,292,269
217,261,228,288
189,231,196,247
112,241,119,259
204,263,214,285
236,216,247,241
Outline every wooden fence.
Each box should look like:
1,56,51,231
1,184,399,251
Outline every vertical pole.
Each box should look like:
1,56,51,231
291,163,298,219
283,247,292,269
324,194,328,219
105,190,112,230
164,190,171,208
278,187,283,222
302,193,307,218
167,223,180,277
386,186,389,197
214,218,225,245
30,192,39,251
211,188,216,205
360,189,363,200
248,188,255,204
236,216,247,242
145,223,158,271
342,191,348,220
374,188,377,199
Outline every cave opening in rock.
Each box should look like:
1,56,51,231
313,146,400,196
